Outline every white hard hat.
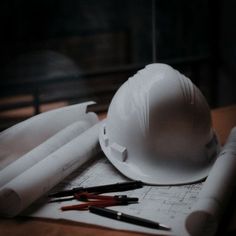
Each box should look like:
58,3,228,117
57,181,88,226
99,64,220,185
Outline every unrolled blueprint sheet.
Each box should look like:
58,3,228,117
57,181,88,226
23,156,203,236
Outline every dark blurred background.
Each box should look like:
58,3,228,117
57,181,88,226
0,0,235,130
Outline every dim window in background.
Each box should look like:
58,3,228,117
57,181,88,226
0,0,234,131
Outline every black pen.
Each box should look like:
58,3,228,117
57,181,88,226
48,181,144,198
89,206,171,231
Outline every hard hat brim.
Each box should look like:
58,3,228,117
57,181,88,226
99,121,220,185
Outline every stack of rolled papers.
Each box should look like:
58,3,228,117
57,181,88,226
0,102,101,217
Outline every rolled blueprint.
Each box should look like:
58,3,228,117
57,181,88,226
0,120,95,188
0,122,101,217
0,101,96,170
186,127,236,236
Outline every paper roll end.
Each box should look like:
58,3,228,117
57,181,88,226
185,198,219,236
0,188,21,217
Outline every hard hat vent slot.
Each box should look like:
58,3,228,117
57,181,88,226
102,125,109,147
103,126,106,135
110,143,127,162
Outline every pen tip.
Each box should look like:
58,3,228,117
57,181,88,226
158,223,171,231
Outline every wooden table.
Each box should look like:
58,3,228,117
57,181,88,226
1,105,236,236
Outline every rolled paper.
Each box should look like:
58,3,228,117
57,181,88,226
0,120,94,188
186,127,236,236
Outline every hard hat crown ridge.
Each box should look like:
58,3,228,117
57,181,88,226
100,63,220,185
177,70,195,105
